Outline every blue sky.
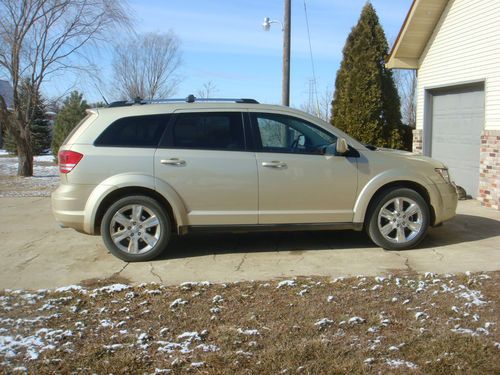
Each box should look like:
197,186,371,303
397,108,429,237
45,0,413,106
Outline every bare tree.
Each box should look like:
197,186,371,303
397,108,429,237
393,69,417,128
113,32,182,101
196,81,218,99
300,85,333,122
0,0,130,176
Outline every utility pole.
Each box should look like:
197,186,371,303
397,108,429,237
282,0,291,106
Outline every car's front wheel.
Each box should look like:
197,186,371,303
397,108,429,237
367,188,430,250
101,195,171,261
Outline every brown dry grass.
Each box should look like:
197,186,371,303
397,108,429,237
1,272,498,374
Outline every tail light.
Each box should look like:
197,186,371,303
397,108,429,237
58,150,83,174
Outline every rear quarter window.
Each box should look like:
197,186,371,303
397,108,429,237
94,114,170,148
169,112,245,151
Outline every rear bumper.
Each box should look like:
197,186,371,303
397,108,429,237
51,184,94,233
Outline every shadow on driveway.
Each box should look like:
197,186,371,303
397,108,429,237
421,214,500,247
157,214,499,261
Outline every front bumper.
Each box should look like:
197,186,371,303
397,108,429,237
431,182,458,225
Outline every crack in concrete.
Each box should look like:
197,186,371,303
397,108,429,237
391,252,414,273
115,262,129,275
432,248,444,261
16,254,40,268
18,233,51,251
235,254,247,272
149,262,163,283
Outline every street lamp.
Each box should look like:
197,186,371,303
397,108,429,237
263,0,291,106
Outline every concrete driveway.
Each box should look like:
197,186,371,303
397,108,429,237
0,197,499,289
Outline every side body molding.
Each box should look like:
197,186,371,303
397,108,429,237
83,173,188,234
352,169,437,224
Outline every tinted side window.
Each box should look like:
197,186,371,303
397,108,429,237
254,113,336,154
95,114,169,147
172,112,245,150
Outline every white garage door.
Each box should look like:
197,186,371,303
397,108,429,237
430,85,484,197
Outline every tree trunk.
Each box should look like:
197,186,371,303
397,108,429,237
17,128,33,177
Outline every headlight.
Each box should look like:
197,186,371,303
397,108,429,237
435,168,451,184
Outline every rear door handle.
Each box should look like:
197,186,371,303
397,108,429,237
160,158,186,166
262,161,287,168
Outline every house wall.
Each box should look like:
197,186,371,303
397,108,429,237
416,0,500,132
415,0,500,209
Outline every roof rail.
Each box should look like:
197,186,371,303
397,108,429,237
107,95,259,108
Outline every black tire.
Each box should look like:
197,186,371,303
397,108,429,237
366,188,430,250
101,195,171,262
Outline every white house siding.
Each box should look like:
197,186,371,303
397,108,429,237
416,0,500,131
414,0,500,209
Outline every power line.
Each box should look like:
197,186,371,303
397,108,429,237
303,0,320,114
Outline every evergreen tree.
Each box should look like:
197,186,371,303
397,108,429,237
2,79,51,155
331,2,403,149
51,91,89,157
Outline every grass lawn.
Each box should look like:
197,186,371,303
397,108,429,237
1,271,498,374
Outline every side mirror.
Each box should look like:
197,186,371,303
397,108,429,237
336,138,349,155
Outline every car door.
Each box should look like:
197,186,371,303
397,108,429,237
154,110,258,226
251,112,358,224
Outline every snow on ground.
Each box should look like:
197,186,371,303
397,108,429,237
0,273,498,373
0,152,59,197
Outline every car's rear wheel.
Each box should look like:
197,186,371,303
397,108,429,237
367,188,430,250
101,195,171,261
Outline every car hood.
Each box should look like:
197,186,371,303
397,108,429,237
375,148,447,169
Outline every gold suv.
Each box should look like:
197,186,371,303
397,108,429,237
52,97,458,261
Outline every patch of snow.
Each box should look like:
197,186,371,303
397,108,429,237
386,359,418,369
457,288,487,307
191,362,204,368
327,295,335,302
375,276,386,283
212,295,224,304
170,298,188,308
348,316,366,325
314,318,333,328
94,284,130,294
55,285,84,293
34,155,54,162
177,331,202,341
415,312,428,320
195,344,219,352
298,289,308,296
363,358,375,365
371,285,382,291
100,319,113,328
277,280,296,288
237,328,260,336
103,344,124,351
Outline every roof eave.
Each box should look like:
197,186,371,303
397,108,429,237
386,0,449,70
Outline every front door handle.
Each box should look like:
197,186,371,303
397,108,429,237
262,161,287,168
160,158,186,166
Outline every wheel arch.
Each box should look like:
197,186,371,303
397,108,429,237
94,187,178,235
83,174,188,234
355,180,436,227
